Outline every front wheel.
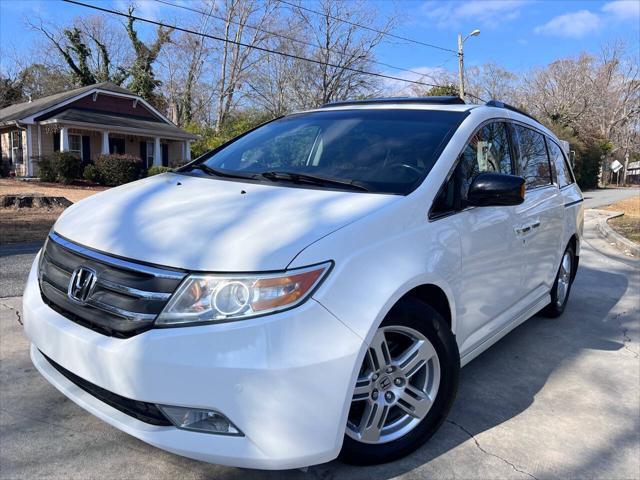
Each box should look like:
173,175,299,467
340,298,459,465
541,245,575,318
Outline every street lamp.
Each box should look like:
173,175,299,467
457,29,480,99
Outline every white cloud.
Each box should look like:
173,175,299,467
602,0,640,20
534,10,601,38
421,0,529,28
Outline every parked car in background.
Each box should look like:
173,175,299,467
23,97,583,469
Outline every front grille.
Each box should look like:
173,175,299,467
39,232,185,338
41,351,173,426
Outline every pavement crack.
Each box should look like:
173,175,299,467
0,302,22,325
446,420,539,480
612,311,639,359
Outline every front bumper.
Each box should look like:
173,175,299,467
23,253,364,469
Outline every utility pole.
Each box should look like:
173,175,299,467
457,30,480,100
457,34,465,99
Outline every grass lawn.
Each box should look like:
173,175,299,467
602,194,640,244
0,178,107,244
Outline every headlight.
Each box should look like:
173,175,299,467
156,262,332,326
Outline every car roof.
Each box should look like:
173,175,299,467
301,98,556,140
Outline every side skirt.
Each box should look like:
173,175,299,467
460,293,550,367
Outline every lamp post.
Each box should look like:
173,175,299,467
457,29,481,99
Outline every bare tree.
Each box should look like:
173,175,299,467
208,0,277,132
290,0,393,107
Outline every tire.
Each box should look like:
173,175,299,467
541,244,575,318
340,297,460,465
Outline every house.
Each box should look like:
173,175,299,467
0,82,197,176
627,160,640,184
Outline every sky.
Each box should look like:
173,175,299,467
1,0,639,91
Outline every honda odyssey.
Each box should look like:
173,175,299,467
23,97,583,469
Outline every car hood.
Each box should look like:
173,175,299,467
54,173,399,272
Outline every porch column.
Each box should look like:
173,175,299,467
60,127,69,152
25,126,32,176
154,137,161,166
101,130,110,154
184,140,191,162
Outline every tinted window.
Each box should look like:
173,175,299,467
196,109,466,194
514,125,552,189
432,122,513,216
547,139,573,187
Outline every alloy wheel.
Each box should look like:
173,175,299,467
346,325,440,444
556,251,572,307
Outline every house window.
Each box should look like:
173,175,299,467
146,141,155,165
11,131,22,163
69,134,82,156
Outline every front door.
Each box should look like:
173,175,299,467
161,143,169,167
432,121,527,356
81,135,91,164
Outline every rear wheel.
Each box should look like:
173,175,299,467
541,245,575,318
340,298,459,465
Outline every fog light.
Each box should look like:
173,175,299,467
158,405,242,435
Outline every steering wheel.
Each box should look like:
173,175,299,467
381,163,423,177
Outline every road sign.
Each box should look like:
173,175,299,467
611,160,623,173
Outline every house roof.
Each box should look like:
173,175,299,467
0,82,132,124
40,109,198,140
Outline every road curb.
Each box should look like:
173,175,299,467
593,210,640,257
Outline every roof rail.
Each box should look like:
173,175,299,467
321,96,466,108
485,100,540,123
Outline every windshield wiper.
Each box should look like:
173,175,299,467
260,171,370,192
186,163,257,180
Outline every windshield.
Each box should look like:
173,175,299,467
188,109,467,194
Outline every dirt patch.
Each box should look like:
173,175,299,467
602,195,640,244
0,208,64,244
0,178,107,244
0,178,107,203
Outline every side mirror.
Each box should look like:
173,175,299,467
467,172,525,207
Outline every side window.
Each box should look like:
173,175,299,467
431,122,513,217
547,139,574,187
458,122,513,200
513,125,552,189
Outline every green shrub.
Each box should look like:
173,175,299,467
96,154,142,186
37,153,80,183
147,166,172,177
37,156,57,182
83,163,99,183
53,151,82,184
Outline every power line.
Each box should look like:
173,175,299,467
154,0,441,79
62,0,448,90
276,0,458,54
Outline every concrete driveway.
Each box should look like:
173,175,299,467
1,194,639,479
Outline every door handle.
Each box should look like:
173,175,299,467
515,220,541,236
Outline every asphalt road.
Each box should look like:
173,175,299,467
582,186,639,209
1,189,639,479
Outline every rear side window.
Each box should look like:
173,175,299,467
513,125,552,189
431,121,513,216
547,139,574,187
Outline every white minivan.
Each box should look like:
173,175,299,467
23,97,583,469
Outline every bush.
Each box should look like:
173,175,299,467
147,165,172,177
37,156,56,182
83,163,100,183
96,154,142,186
37,152,80,183
54,151,82,184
